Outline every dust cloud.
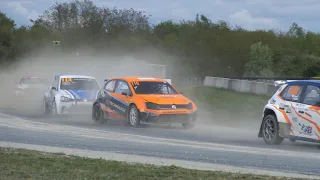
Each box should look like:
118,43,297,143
0,45,257,135
0,46,180,116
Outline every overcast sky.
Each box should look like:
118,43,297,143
1,0,320,32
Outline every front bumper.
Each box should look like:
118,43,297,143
140,111,197,124
58,101,94,114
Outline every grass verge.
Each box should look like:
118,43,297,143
0,147,303,180
176,85,272,125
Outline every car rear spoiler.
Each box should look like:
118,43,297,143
274,80,298,87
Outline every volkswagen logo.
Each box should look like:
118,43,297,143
172,105,176,109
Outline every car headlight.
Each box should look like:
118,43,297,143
186,102,193,110
60,96,72,102
146,102,160,110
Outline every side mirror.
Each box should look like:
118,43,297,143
51,87,57,90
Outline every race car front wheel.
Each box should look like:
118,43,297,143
129,105,140,127
43,98,50,116
51,100,57,117
262,114,284,145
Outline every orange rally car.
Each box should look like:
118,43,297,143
92,76,197,128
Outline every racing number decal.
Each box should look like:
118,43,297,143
61,78,72,82
131,81,139,87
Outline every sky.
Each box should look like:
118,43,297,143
1,0,320,32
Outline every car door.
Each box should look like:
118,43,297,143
278,84,306,135
113,80,132,118
101,79,119,118
296,84,320,140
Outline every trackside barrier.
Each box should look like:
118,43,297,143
204,76,278,95
173,77,203,85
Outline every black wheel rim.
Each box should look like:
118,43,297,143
263,118,275,142
129,107,137,125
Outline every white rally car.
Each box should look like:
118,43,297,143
258,80,320,145
15,75,48,97
43,75,100,116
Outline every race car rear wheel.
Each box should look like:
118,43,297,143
262,114,284,145
129,105,140,127
43,98,50,116
92,103,106,124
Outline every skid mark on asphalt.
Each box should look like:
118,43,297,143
1,112,320,160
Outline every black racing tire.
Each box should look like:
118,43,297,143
128,105,141,127
43,98,50,116
92,103,106,124
182,123,195,129
262,114,284,145
51,100,58,117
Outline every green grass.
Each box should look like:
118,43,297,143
176,85,272,125
0,147,303,180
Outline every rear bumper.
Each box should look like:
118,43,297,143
140,111,197,124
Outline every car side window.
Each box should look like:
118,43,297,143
280,85,304,102
302,85,320,106
104,80,116,92
115,81,130,95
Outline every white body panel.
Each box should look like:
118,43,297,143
44,75,100,115
260,80,320,142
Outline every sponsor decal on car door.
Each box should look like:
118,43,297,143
111,80,131,119
277,84,305,136
101,80,122,119
292,84,320,140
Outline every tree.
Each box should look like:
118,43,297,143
0,12,15,64
244,41,274,77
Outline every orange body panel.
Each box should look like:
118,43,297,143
107,76,197,115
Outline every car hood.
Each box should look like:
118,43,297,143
61,89,99,100
138,94,191,104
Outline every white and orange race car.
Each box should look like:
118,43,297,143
258,80,320,145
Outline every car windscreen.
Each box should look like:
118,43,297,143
131,81,178,94
60,78,100,90
20,77,46,84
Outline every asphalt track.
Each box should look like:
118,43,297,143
1,109,320,179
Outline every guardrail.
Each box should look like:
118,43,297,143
173,77,204,85
203,76,278,95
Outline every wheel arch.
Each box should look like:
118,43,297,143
258,107,279,137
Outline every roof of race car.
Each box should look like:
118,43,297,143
287,80,320,86
109,76,166,82
58,74,95,79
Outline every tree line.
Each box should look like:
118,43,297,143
1,0,320,78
